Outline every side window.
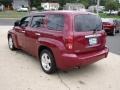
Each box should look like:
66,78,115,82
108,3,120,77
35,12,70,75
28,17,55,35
47,14,64,31
31,16,45,28
20,17,31,27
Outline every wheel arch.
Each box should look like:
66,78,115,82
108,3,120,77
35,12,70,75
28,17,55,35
38,45,54,59
7,32,19,49
7,33,12,39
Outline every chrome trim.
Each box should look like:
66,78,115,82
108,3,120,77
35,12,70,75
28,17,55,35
21,31,25,33
85,34,101,38
35,33,41,36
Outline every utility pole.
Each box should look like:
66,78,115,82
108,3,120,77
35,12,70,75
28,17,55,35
97,0,100,15
28,0,31,14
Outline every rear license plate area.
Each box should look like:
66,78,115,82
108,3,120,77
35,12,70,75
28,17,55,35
89,37,98,46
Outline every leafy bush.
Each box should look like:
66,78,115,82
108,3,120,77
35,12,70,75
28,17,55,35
58,6,63,10
118,11,120,16
37,6,44,11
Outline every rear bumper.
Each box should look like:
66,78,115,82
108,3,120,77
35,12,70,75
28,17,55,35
104,29,114,34
57,47,109,70
103,25,114,28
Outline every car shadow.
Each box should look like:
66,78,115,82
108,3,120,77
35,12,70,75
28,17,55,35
55,63,105,86
11,48,102,76
58,63,101,75
9,49,42,69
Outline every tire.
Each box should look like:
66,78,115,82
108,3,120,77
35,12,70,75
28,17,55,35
112,28,116,36
40,49,56,74
8,35,16,50
117,30,120,33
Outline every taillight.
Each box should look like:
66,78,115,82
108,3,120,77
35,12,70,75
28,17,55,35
103,22,111,25
107,23,111,25
65,36,73,50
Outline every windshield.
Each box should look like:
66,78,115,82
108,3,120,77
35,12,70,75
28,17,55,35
75,14,102,32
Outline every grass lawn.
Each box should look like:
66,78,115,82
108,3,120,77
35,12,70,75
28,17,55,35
99,13,120,19
0,11,28,18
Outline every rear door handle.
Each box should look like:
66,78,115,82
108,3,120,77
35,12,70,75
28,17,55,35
35,33,41,36
21,30,25,33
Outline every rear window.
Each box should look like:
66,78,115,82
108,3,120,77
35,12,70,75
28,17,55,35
47,14,64,31
75,14,102,32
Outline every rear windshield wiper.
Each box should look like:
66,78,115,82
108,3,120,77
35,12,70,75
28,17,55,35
93,23,102,34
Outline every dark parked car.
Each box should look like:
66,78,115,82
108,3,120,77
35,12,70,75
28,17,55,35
102,18,120,36
8,11,109,74
115,19,120,33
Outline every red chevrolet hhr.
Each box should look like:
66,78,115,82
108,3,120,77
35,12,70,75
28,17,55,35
8,11,109,74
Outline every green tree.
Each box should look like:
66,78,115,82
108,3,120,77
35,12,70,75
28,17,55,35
115,0,120,8
77,0,89,8
58,0,67,8
105,0,119,14
100,0,106,6
31,0,41,7
31,0,43,10
0,0,12,6
89,0,96,5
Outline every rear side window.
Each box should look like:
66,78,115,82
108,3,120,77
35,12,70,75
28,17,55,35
31,15,45,28
75,14,102,32
47,14,64,31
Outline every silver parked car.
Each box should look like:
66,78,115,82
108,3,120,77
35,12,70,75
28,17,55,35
17,7,28,12
0,4,4,11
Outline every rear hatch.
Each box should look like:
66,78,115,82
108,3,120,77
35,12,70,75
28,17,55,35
73,14,106,53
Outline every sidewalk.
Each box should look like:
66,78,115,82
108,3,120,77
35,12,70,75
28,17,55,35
0,26,120,90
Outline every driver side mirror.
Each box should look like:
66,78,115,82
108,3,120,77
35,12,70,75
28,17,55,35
14,20,20,26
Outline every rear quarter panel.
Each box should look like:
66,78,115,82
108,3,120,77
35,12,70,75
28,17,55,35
36,13,73,68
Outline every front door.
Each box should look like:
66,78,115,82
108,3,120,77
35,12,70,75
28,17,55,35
14,16,31,49
24,15,45,56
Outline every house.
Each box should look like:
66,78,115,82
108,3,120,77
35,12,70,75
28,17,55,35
0,3,4,11
88,5,105,13
12,0,29,10
64,3,85,11
41,3,59,10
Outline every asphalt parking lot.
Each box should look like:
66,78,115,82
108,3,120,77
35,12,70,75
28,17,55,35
0,26,120,90
0,18,17,26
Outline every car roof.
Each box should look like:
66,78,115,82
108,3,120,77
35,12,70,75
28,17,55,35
101,18,114,20
30,10,96,16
